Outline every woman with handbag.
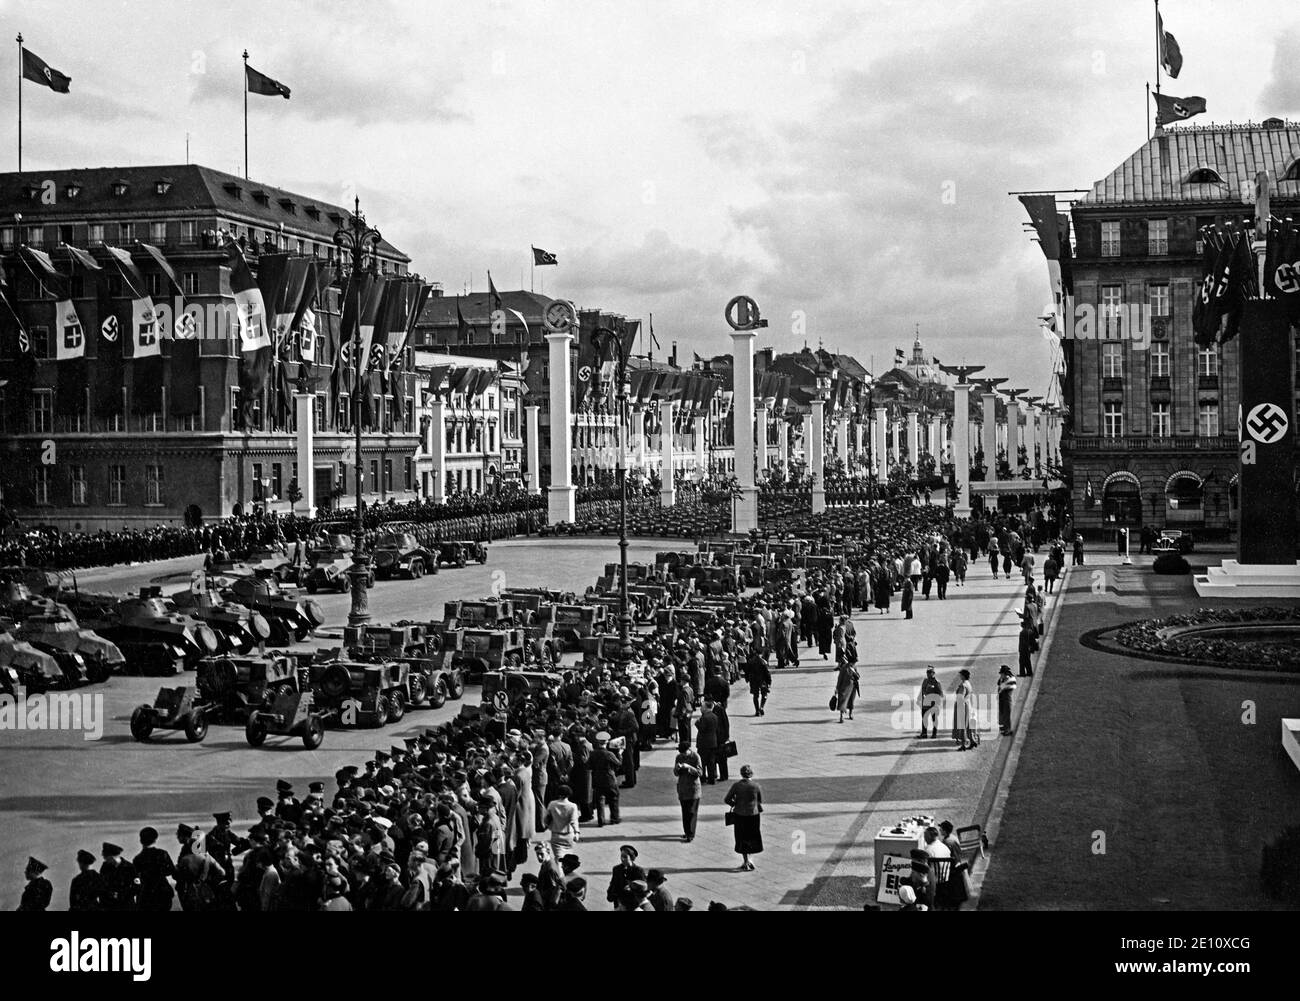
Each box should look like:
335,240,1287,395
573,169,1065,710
723,764,764,872
835,659,860,723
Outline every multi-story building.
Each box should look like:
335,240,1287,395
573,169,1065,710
411,350,523,499
0,164,417,530
1061,119,1300,540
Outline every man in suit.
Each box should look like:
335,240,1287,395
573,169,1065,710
918,667,944,738
605,845,645,907
695,699,720,784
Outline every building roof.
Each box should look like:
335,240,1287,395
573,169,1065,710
0,163,410,260
1081,121,1300,206
417,290,554,326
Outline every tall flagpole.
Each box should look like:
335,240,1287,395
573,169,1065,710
16,33,23,171
1154,0,1162,97
242,49,249,179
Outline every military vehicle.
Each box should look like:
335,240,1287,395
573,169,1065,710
66,590,220,675
218,576,324,645
195,651,305,720
303,543,371,594
372,532,436,580
4,611,124,683
129,687,209,743
309,656,412,727
245,688,326,749
0,633,64,693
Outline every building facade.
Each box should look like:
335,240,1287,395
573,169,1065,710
0,164,419,530
1061,120,1300,540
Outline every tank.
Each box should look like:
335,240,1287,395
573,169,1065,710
218,575,324,645
67,591,220,676
7,611,124,684
167,584,273,653
0,633,66,693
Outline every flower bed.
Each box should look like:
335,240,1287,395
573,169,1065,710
1113,606,1300,671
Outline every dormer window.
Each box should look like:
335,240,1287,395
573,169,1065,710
224,182,243,199
327,211,344,225
279,198,296,214
111,179,129,197
22,183,40,200
154,178,173,195
63,182,82,199
1184,167,1225,184
304,205,320,221
251,189,270,206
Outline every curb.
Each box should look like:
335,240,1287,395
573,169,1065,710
967,562,1071,909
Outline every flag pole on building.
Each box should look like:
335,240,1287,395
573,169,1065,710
242,49,249,179
16,34,23,170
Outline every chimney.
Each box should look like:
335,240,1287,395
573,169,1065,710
670,341,678,368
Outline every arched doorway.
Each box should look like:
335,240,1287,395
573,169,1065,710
1102,471,1142,528
1165,471,1204,527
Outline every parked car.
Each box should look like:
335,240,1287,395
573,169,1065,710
1157,529,1194,554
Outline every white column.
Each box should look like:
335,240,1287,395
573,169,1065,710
524,404,540,495
1007,399,1022,476
954,384,972,518
857,421,868,470
981,392,998,481
836,415,848,467
546,331,575,524
293,393,317,517
778,414,790,469
927,417,940,460
802,413,813,470
873,406,887,485
755,400,769,479
906,412,919,466
730,330,758,531
811,398,826,513
1039,409,1050,474
889,417,899,464
430,400,447,503
659,399,676,507
693,415,707,481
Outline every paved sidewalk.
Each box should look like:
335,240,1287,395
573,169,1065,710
562,564,1039,911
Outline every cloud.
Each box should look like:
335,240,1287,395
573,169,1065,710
189,39,467,127
1260,27,1300,114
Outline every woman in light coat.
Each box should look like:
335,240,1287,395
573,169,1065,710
951,668,976,750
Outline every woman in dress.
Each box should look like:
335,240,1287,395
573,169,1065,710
835,657,860,723
544,785,580,858
723,764,764,872
474,798,508,878
997,665,1017,735
513,750,538,856
952,668,976,750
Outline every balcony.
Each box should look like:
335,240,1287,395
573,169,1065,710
1064,434,1238,452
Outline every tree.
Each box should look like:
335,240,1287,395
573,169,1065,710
286,479,303,505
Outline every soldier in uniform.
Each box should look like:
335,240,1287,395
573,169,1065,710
176,823,195,861
274,780,302,826
373,750,395,786
69,849,103,911
605,844,645,907
18,857,52,911
98,842,138,911
133,826,176,913
248,797,277,842
205,812,247,910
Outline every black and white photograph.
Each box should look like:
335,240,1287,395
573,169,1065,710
0,0,1296,977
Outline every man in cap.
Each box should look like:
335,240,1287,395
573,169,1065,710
274,779,302,825
248,797,277,841
98,842,137,911
588,731,622,826
555,874,587,911
465,870,512,911
606,844,645,906
918,667,944,739
176,822,196,861
134,826,176,913
206,812,248,877
429,861,469,911
18,857,52,911
69,850,103,911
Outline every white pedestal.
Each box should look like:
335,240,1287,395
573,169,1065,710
1193,560,1300,598
525,405,540,495
659,399,676,507
292,393,317,518
811,399,825,514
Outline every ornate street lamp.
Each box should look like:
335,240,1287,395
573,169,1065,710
333,198,383,628
590,325,635,664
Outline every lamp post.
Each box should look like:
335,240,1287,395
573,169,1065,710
333,198,383,628
591,325,634,664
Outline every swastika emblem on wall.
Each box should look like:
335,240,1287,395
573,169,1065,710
1245,403,1289,445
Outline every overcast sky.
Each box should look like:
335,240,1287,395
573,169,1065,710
7,0,1299,395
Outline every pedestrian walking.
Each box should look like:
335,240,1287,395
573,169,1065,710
1043,554,1060,594
901,576,914,619
1019,618,1039,677
673,742,703,843
834,659,860,723
918,667,943,738
544,785,580,857
696,699,720,783
723,765,764,872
